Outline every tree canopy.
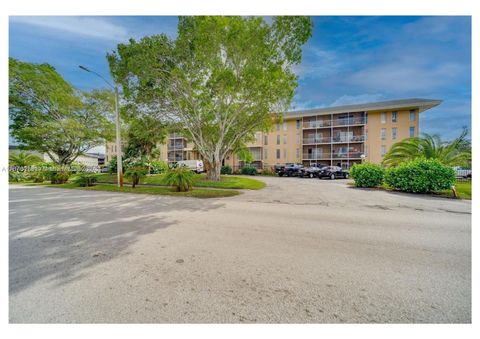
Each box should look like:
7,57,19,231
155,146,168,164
9,58,114,166
108,16,313,180
382,128,471,167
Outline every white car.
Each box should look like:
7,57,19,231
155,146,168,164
176,160,204,174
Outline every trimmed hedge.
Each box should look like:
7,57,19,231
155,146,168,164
241,166,257,176
384,158,455,193
350,163,385,188
221,165,232,175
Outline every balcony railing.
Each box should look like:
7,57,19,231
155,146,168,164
303,117,366,129
304,135,365,144
168,143,186,150
303,152,364,160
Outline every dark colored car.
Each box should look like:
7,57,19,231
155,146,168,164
275,164,303,177
317,166,349,179
299,165,325,178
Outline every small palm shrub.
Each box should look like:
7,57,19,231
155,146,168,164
241,166,257,176
163,166,195,192
350,163,385,188
149,160,169,174
221,165,232,175
384,158,455,193
124,161,149,188
74,174,98,187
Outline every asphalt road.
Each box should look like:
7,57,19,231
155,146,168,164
9,177,471,323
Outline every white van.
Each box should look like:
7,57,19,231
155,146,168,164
176,160,204,174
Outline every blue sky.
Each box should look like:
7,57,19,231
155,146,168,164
9,16,471,143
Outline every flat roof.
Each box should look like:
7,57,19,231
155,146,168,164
284,98,442,119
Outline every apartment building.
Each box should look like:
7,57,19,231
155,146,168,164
105,98,441,170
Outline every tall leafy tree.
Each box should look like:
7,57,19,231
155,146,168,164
123,115,168,160
9,58,114,166
108,16,313,180
382,128,471,167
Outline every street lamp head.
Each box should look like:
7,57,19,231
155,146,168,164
79,65,91,72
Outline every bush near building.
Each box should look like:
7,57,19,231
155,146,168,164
350,163,385,188
241,166,257,176
221,165,232,175
384,158,455,193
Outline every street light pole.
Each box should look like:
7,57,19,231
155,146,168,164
79,65,123,187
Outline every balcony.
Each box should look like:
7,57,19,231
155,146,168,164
303,152,364,160
302,120,332,129
331,135,365,143
167,142,186,150
303,136,332,144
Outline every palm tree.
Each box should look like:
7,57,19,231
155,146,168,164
9,151,43,167
382,128,471,167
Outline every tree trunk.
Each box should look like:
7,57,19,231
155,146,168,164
206,160,221,181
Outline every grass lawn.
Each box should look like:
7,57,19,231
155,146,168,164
46,183,241,198
95,173,266,190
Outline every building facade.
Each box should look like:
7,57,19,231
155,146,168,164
105,98,441,170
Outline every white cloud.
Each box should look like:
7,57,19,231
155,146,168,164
330,93,385,106
10,16,129,41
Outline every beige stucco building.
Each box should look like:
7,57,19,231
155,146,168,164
105,98,441,170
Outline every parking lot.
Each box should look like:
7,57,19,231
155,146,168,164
9,177,471,323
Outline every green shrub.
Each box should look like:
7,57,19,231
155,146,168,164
9,171,25,183
163,166,195,192
221,165,232,175
149,160,168,174
74,174,98,187
384,158,455,193
124,160,149,188
350,163,385,188
241,166,257,176
49,170,71,184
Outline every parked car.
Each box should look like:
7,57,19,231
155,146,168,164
275,164,303,177
453,166,471,178
176,160,204,174
299,165,325,178
317,166,349,179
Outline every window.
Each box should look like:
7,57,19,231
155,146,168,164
264,149,268,160
283,135,287,144
296,119,300,129
381,128,386,140
276,122,280,131
409,110,416,121
283,149,287,159
283,122,287,131
410,126,415,137
381,145,386,157
276,149,281,159
296,148,300,158
392,111,397,122
264,135,268,145
365,113,368,124
392,127,397,140
381,112,386,124
296,133,300,144
365,129,368,141
276,135,280,145
365,145,368,156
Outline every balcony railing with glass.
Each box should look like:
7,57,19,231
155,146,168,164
303,117,366,129
167,142,186,150
303,136,332,144
331,135,365,143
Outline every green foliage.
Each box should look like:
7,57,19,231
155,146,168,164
108,16,313,181
162,166,195,192
384,158,456,193
124,160,149,188
9,58,114,165
220,165,232,175
350,163,385,188
241,166,257,176
48,169,71,184
149,160,169,174
108,155,128,174
73,174,98,187
9,151,43,166
383,128,471,167
123,116,167,159
9,171,25,183
237,148,255,164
